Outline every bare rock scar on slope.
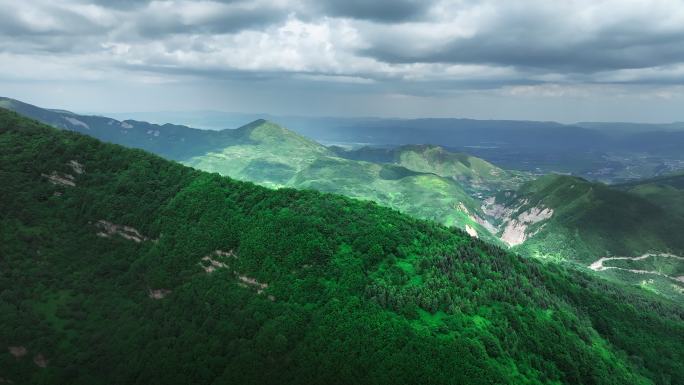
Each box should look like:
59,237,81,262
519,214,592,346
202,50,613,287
95,220,149,242
42,171,75,187
200,249,236,273
499,206,554,247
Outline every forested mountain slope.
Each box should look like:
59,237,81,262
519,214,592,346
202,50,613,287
487,175,684,260
0,97,500,242
333,146,684,301
183,119,335,187
1,98,498,241
617,172,684,218
484,175,684,301
4,98,684,302
184,120,497,242
1,109,683,384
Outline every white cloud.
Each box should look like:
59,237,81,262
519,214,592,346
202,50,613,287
2,0,684,120
3,0,684,87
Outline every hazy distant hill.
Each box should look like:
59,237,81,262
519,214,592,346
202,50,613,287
0,97,238,159
617,171,684,218
577,121,684,133
1,108,682,385
7,97,684,181
278,116,684,178
331,144,533,197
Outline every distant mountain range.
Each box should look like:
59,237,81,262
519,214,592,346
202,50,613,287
2,96,683,303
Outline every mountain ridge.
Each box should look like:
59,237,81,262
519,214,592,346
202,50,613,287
184,119,500,243
0,98,501,242
332,144,532,197
4,97,684,301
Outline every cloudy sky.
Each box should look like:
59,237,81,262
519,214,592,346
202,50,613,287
1,0,684,122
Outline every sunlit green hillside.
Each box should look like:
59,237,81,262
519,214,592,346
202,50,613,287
482,175,684,301
333,144,533,197
618,171,684,218
185,120,498,243
489,175,684,260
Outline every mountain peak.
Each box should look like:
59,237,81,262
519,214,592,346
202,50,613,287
233,118,270,131
236,119,323,148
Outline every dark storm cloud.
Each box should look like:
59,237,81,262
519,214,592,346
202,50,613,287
119,61,290,81
316,0,433,22
133,6,286,37
3,0,683,80
0,2,113,54
71,0,148,9
133,15,257,37
77,0,258,8
0,0,291,54
0,4,107,37
358,4,684,75
362,33,684,74
2,0,684,108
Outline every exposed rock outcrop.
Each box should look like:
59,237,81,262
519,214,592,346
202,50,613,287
42,171,75,187
63,116,89,130
95,220,147,242
68,160,85,174
200,250,236,273
465,225,478,238
8,346,27,358
148,289,171,299
238,276,268,294
499,206,553,247
33,354,48,368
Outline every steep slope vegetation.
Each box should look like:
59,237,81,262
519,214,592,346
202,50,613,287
618,172,684,218
489,175,684,259
1,109,683,384
484,175,684,301
184,120,497,242
184,119,334,187
2,98,497,240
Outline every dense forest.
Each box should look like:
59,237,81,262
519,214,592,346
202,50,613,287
6,97,684,303
1,108,683,384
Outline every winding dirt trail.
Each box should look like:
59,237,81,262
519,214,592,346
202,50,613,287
589,253,684,282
